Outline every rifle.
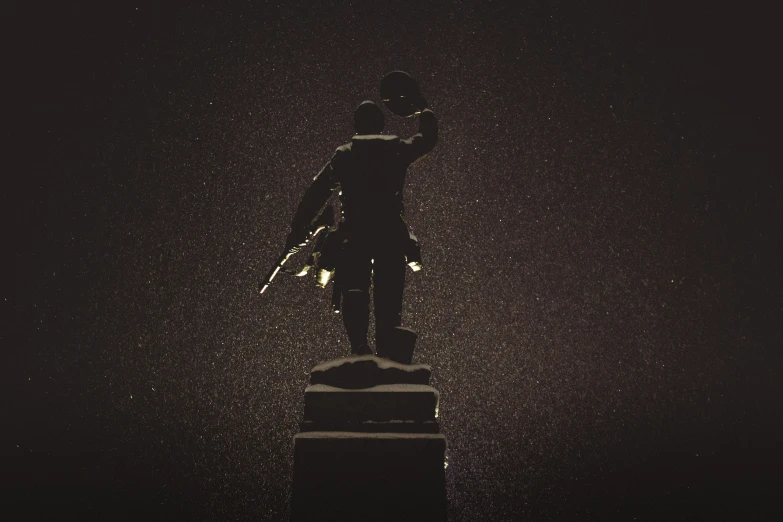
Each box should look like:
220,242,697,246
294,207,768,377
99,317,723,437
258,248,298,295
258,207,336,295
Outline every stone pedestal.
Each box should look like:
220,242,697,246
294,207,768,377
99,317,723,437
290,355,447,522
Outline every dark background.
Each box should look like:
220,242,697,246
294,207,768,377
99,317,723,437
6,1,780,520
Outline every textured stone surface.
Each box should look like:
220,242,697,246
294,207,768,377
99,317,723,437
291,432,447,522
309,354,431,389
303,384,439,423
299,419,440,433
291,356,446,519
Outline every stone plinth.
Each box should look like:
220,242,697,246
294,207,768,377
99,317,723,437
304,383,438,422
309,354,431,388
290,355,447,522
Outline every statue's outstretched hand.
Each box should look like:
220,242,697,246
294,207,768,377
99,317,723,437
413,97,428,113
402,96,428,118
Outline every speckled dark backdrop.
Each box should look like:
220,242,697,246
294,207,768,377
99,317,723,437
7,1,780,520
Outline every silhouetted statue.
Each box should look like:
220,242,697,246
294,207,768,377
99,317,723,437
267,71,437,363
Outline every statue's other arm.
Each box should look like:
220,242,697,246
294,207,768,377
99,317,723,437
286,158,339,249
401,108,438,164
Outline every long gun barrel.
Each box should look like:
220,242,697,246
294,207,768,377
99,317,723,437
258,249,298,295
258,206,336,295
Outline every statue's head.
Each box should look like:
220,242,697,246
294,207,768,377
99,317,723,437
353,100,385,135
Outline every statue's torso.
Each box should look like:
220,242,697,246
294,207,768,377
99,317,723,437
334,135,410,244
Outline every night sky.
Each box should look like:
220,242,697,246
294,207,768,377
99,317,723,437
7,1,780,520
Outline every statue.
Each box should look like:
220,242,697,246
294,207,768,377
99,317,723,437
260,71,438,364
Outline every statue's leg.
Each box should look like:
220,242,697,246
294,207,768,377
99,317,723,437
373,249,406,359
340,245,372,355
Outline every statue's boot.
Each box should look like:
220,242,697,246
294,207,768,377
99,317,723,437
342,288,372,355
377,326,417,364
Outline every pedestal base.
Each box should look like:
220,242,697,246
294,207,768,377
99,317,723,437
291,432,447,522
289,355,447,521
